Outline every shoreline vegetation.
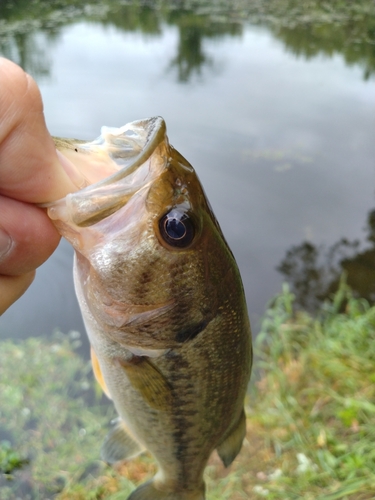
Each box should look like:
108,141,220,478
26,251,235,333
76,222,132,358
1,0,375,82
1,279,375,499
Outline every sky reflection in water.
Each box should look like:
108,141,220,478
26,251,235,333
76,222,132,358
0,2,374,351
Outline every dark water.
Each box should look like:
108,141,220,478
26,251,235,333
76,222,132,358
0,0,374,354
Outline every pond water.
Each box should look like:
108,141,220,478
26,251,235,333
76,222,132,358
0,1,374,355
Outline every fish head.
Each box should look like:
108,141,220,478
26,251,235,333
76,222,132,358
47,117,241,351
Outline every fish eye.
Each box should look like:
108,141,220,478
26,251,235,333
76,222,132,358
159,209,195,248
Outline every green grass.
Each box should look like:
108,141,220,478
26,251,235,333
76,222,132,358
0,441,28,475
0,331,119,499
1,279,375,498
248,278,375,499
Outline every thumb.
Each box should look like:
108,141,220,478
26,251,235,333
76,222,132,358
0,57,85,204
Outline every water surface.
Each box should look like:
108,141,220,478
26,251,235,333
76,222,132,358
0,1,374,352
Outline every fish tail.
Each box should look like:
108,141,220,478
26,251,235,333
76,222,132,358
127,480,205,500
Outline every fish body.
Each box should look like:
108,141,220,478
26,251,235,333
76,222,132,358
47,117,252,500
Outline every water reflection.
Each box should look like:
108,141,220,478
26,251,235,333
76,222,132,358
166,9,242,82
278,209,375,311
271,20,375,81
0,32,56,79
101,3,161,35
0,0,374,82
0,0,374,342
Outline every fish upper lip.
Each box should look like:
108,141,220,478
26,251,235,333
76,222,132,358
41,117,167,227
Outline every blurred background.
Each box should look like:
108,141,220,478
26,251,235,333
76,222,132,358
0,0,374,354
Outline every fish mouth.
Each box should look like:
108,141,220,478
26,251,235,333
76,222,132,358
43,117,167,227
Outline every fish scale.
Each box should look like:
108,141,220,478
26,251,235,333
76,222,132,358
45,117,252,499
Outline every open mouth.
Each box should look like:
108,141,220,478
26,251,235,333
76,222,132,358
42,117,167,227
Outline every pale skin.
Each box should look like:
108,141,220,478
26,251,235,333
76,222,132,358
0,58,83,315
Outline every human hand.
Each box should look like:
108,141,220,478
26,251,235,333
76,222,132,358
0,58,83,315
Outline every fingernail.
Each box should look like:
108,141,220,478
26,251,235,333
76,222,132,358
0,228,13,261
56,150,88,190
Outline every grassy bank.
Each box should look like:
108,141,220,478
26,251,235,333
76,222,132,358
1,281,375,499
247,280,375,499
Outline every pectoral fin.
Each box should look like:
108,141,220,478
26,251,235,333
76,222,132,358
91,347,111,399
101,419,144,464
216,409,247,467
116,356,172,411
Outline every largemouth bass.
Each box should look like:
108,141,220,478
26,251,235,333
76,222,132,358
46,117,252,500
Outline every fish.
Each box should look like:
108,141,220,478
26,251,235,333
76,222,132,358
46,117,252,500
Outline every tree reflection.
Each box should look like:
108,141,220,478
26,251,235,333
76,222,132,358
0,0,374,82
0,0,71,80
271,20,375,81
278,209,375,311
0,32,57,80
165,10,242,82
167,13,214,83
100,3,161,36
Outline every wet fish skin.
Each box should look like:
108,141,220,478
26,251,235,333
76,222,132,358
48,118,252,500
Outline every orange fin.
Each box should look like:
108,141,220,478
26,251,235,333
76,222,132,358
116,357,171,411
91,346,111,399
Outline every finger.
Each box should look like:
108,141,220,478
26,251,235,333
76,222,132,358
0,195,60,276
0,272,35,315
0,58,84,203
